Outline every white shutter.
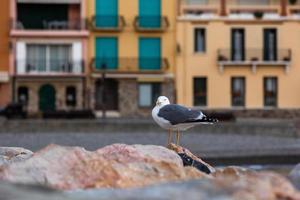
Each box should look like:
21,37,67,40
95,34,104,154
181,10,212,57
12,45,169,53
72,42,82,73
16,42,26,74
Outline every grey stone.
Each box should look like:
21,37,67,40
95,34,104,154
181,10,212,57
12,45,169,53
0,147,33,166
0,180,234,200
289,164,300,190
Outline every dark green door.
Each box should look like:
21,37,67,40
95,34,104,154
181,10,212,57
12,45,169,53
39,84,56,112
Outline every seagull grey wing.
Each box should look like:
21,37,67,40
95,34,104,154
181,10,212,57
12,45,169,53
157,104,202,125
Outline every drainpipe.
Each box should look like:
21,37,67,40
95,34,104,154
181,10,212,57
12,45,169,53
220,0,227,16
281,0,287,17
12,76,16,103
101,63,106,119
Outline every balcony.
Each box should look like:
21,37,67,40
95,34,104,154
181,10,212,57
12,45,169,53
11,19,86,31
228,0,281,18
11,3,88,37
91,58,169,74
134,16,169,32
180,0,220,16
90,15,126,32
15,59,84,76
217,48,291,73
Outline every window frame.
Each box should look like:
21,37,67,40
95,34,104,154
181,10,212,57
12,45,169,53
231,77,246,107
193,77,207,107
65,86,77,107
138,82,161,108
263,77,278,108
194,28,206,53
26,44,72,72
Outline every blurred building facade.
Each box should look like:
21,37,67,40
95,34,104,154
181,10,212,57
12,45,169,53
87,0,177,117
10,0,88,113
0,0,11,107
177,0,300,115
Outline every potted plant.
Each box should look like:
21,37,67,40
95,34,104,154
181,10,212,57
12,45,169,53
290,0,298,5
254,11,264,19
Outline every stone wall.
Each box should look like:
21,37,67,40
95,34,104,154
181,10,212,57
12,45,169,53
119,78,176,118
15,78,84,113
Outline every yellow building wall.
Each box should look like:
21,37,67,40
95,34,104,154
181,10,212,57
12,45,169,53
177,20,300,109
86,0,177,75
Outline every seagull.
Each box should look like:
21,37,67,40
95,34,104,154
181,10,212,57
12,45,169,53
152,96,218,146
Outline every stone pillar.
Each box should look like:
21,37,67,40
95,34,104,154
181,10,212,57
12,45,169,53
118,79,138,117
162,78,175,104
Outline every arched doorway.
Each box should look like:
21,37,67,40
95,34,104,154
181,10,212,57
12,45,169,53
39,84,56,112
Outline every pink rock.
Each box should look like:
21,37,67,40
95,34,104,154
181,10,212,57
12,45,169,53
0,144,206,190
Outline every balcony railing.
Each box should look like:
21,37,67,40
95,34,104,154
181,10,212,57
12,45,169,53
90,15,126,32
181,0,220,14
134,16,169,32
228,0,281,13
16,59,84,74
217,48,291,73
11,19,87,30
91,57,169,73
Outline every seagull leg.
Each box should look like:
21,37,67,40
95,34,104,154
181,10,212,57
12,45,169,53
167,129,173,146
176,130,180,146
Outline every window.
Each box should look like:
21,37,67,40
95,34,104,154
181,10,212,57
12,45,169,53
264,29,277,61
18,87,29,105
193,77,207,106
231,77,245,107
264,77,277,107
194,28,206,53
26,44,71,72
138,83,161,107
66,86,77,107
231,29,245,61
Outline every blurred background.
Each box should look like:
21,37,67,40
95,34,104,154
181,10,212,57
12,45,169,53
0,0,299,174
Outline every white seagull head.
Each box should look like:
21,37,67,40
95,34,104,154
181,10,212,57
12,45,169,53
156,96,170,107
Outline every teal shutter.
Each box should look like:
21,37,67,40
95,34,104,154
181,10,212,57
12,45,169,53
95,0,118,27
139,0,161,28
95,37,118,69
139,38,161,70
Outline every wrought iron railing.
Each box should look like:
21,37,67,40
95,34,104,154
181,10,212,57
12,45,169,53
16,59,84,74
217,49,292,63
228,0,281,6
183,0,220,6
11,19,87,30
90,15,126,31
91,57,169,73
134,16,169,32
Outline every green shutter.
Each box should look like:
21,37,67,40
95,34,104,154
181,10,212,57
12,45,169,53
95,0,118,27
95,37,118,69
139,38,161,70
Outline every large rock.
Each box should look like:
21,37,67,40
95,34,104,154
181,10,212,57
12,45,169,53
0,144,206,190
1,175,300,200
213,167,300,200
0,147,33,166
289,164,300,190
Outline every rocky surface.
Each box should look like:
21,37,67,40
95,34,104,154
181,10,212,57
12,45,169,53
289,164,300,190
0,144,299,200
0,147,33,166
0,144,206,190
